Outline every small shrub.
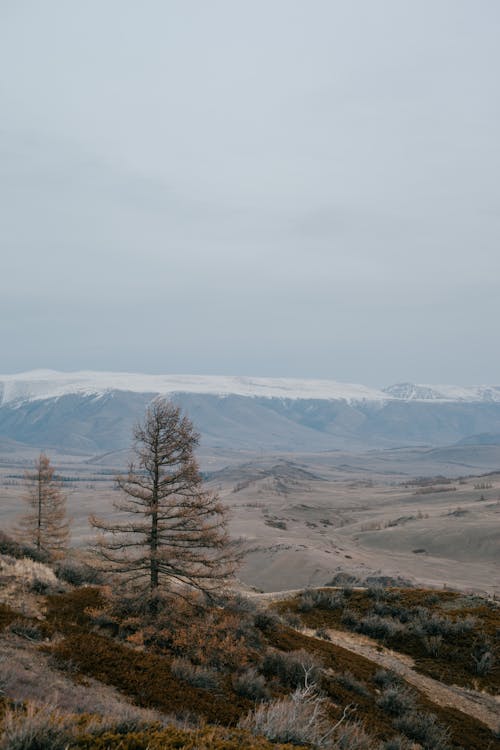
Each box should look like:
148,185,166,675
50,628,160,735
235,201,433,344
409,610,474,639
373,601,394,617
105,590,152,620
238,685,332,746
9,619,43,642
341,609,360,630
262,649,322,688
332,720,375,749
30,578,52,594
55,559,104,586
356,614,405,641
376,685,416,717
276,610,302,629
394,711,451,750
336,671,370,697
472,650,495,676
297,591,315,612
423,593,440,606
84,704,163,735
0,703,75,750
170,658,219,690
372,669,398,688
0,556,61,594
471,635,496,676
409,611,451,637
324,591,347,610
0,531,51,564
366,585,386,601
232,667,269,701
451,615,476,634
395,607,412,624
421,634,443,657
216,592,259,616
324,573,357,587
298,589,346,612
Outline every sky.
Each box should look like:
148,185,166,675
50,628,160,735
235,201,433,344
1,1,499,385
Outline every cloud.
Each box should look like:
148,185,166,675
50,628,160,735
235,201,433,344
0,1,499,381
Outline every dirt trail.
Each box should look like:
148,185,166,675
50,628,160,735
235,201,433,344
249,588,500,730
301,626,500,731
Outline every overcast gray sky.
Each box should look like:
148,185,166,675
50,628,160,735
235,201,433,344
1,1,499,385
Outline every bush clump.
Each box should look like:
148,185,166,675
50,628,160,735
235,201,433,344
239,685,377,749
372,669,398,689
393,711,451,750
232,667,269,701
170,657,220,690
421,635,443,657
0,703,75,750
262,649,322,689
376,685,416,717
55,559,104,586
297,589,346,613
238,684,331,746
9,619,44,642
356,614,405,641
472,648,495,675
335,671,370,697
0,531,51,564
0,555,63,595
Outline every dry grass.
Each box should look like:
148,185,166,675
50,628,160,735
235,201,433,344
0,553,65,618
239,682,375,749
0,702,306,750
277,588,500,693
0,703,75,750
259,620,500,750
1,571,499,750
0,555,61,592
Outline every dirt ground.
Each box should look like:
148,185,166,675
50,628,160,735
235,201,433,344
1,449,499,595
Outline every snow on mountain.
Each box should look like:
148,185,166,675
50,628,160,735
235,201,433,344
1,371,499,407
0,370,387,406
383,383,440,400
383,382,500,403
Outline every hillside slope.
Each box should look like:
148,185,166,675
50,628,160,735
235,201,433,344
2,371,500,453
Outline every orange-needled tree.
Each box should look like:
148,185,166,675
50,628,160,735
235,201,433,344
90,399,239,601
17,452,70,558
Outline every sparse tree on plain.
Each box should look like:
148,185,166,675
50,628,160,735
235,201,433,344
17,452,70,558
90,399,239,599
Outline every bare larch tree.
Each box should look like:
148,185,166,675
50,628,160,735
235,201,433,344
17,452,70,558
90,399,239,598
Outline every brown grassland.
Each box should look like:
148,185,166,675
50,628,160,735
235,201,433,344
1,543,499,749
275,588,500,692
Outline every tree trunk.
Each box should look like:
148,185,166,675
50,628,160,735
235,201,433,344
150,452,159,592
37,464,42,551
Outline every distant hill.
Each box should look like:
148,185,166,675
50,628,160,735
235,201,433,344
1,370,500,455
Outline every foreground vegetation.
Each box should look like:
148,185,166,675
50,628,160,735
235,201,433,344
1,533,499,749
277,586,500,693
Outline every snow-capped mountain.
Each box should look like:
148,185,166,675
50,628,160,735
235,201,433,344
2,370,500,406
0,370,387,406
1,371,500,455
383,382,500,403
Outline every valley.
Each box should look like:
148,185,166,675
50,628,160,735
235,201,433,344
2,446,499,597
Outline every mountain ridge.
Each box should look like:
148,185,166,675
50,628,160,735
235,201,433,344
2,372,500,455
2,370,500,405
